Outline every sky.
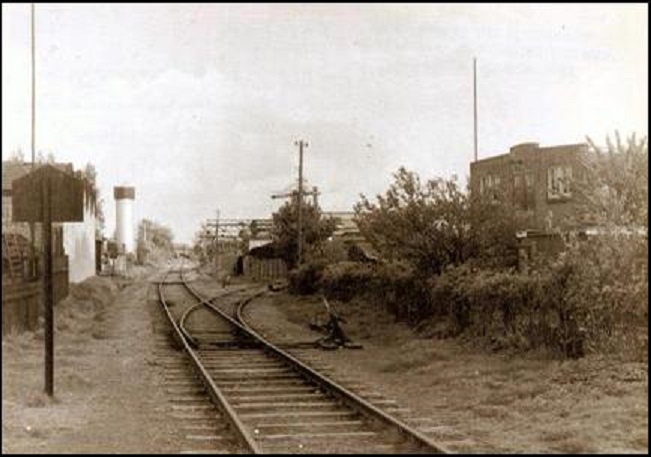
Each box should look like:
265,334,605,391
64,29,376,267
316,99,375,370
2,3,648,244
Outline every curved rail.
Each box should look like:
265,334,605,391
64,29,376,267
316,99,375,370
178,303,201,348
158,269,262,454
178,287,249,349
181,268,450,454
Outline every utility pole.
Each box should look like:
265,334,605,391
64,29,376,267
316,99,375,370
29,3,36,278
31,3,36,168
473,57,478,163
214,209,220,275
312,186,319,210
294,140,308,266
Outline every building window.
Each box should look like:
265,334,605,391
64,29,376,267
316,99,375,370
513,175,525,208
525,172,533,190
514,173,535,210
479,174,501,202
547,165,572,200
479,175,491,195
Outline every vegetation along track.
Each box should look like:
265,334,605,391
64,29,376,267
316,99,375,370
158,266,450,454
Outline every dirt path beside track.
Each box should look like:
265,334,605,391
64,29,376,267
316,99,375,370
2,271,185,454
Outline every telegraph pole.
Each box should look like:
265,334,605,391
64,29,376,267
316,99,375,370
294,140,308,266
473,57,478,162
29,3,37,278
214,209,220,275
31,3,36,168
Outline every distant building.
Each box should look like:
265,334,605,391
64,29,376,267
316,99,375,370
470,142,591,229
322,210,378,262
322,211,361,240
469,141,593,269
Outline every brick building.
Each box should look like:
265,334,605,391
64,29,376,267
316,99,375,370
469,142,591,268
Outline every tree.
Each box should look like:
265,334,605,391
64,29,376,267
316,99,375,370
7,148,25,163
355,167,521,276
136,219,175,265
271,199,336,269
355,168,471,276
575,131,648,229
191,223,214,265
35,150,55,164
466,186,524,269
238,225,252,255
79,162,105,238
541,132,648,357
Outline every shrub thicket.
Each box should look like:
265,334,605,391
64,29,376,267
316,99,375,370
314,230,647,359
320,261,374,302
319,261,431,324
427,232,647,358
288,261,326,295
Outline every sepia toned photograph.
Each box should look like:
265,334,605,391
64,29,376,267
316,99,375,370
2,3,648,454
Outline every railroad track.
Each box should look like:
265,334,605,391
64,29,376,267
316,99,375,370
158,265,450,454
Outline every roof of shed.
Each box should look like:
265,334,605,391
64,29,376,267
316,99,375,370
2,161,74,191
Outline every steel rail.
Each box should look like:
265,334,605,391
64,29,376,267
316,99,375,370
158,269,262,454
181,269,450,454
178,303,201,348
178,288,249,348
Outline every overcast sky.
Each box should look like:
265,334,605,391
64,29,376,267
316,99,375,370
2,3,648,243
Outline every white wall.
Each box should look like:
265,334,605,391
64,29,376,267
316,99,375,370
63,199,97,283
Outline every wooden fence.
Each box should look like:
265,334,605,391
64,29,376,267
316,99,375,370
243,256,287,282
2,279,41,334
2,255,69,335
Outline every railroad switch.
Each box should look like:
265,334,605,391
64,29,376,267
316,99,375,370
310,296,363,350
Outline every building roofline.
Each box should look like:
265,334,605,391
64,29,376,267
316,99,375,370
471,141,590,166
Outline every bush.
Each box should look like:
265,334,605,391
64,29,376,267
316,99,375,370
429,265,550,350
544,232,648,358
319,260,431,324
427,233,648,359
321,261,375,302
288,261,326,295
289,229,647,359
369,262,431,323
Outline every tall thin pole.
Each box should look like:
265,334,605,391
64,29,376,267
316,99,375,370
29,3,36,279
294,140,307,266
31,3,36,168
214,209,220,274
42,174,53,396
473,57,478,162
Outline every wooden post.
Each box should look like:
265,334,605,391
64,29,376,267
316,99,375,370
41,172,54,396
12,165,85,398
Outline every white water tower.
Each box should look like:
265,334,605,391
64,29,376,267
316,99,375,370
114,186,135,254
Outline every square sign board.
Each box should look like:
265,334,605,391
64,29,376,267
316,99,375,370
12,164,85,223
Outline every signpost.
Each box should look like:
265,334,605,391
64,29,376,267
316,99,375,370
12,165,84,396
